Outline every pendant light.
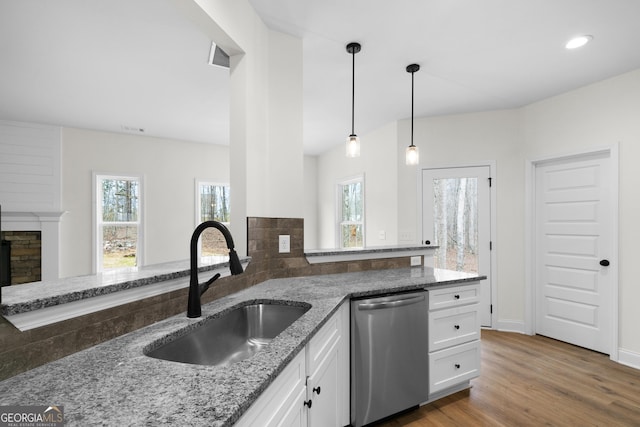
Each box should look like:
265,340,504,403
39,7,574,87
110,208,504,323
346,42,361,157
406,63,420,165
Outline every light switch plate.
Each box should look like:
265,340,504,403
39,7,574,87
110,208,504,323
279,235,290,253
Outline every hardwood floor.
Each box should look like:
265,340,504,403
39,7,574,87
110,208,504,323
378,329,640,426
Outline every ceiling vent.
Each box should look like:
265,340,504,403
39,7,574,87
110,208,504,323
121,125,145,134
208,42,230,68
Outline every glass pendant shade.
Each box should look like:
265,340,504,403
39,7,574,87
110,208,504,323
346,134,360,158
406,144,419,165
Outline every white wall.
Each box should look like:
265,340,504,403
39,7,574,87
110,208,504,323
303,155,318,249
60,127,229,278
317,121,398,249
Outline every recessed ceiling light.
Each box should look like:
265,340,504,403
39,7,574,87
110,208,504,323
565,35,593,50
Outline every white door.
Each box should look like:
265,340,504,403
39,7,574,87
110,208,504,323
535,153,612,353
422,166,492,327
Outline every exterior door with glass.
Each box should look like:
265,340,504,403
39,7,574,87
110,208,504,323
422,166,492,327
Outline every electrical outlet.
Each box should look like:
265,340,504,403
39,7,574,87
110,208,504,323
410,256,422,267
279,235,290,253
379,230,386,240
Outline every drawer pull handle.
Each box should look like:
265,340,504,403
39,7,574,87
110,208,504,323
454,324,460,330
304,399,313,408
313,386,321,395
455,363,461,369
454,294,460,300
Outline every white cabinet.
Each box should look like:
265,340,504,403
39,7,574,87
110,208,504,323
427,283,481,399
305,301,349,427
236,302,349,427
235,350,307,427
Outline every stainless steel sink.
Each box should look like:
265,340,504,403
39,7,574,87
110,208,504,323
145,302,310,366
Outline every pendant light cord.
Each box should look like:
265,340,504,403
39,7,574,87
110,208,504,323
351,48,355,136
411,70,414,147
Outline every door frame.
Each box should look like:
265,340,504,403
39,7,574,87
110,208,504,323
525,144,619,361
417,161,497,329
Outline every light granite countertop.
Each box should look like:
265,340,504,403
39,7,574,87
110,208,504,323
0,256,251,316
0,267,482,426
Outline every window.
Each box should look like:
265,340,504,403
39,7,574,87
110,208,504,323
196,181,230,257
337,175,364,248
95,174,142,272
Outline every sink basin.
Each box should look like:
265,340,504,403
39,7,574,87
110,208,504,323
145,302,310,366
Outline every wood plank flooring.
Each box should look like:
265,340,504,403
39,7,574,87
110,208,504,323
378,329,640,426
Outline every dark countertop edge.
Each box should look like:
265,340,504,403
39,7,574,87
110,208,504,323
0,257,252,316
304,244,437,257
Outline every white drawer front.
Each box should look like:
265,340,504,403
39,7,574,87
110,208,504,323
428,340,481,395
428,304,480,352
428,283,480,310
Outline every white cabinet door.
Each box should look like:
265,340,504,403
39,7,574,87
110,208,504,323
306,338,340,427
305,302,349,427
277,386,307,427
235,351,307,427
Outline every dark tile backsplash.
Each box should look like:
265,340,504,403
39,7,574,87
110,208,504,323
0,217,410,380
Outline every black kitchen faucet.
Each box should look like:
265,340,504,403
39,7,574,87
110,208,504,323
187,221,244,318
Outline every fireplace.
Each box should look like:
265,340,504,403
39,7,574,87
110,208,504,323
0,211,64,282
1,231,42,285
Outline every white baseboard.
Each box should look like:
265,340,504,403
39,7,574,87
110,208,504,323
494,319,526,334
618,348,640,371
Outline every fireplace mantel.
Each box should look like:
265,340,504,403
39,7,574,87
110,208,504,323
1,211,66,281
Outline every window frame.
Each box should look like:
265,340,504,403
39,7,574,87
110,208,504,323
336,174,365,249
195,179,231,262
93,173,144,274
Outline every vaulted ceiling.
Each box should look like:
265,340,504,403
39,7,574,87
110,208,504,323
2,0,640,155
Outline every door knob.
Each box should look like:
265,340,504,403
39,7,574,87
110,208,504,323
304,399,312,408
313,386,321,395
425,240,431,245
600,259,610,267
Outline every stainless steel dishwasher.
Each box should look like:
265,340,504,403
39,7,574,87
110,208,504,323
351,290,429,427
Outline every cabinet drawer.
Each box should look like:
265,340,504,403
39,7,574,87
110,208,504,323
428,283,480,310
428,304,480,352
428,340,480,395
307,308,341,376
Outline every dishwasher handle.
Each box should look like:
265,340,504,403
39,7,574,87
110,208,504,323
357,294,425,311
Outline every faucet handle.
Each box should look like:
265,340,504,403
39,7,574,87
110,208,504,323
199,273,221,296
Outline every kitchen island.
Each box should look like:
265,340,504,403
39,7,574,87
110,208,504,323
0,266,482,426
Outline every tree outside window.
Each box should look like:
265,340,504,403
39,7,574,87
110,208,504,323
338,176,364,248
197,182,230,257
96,175,142,271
